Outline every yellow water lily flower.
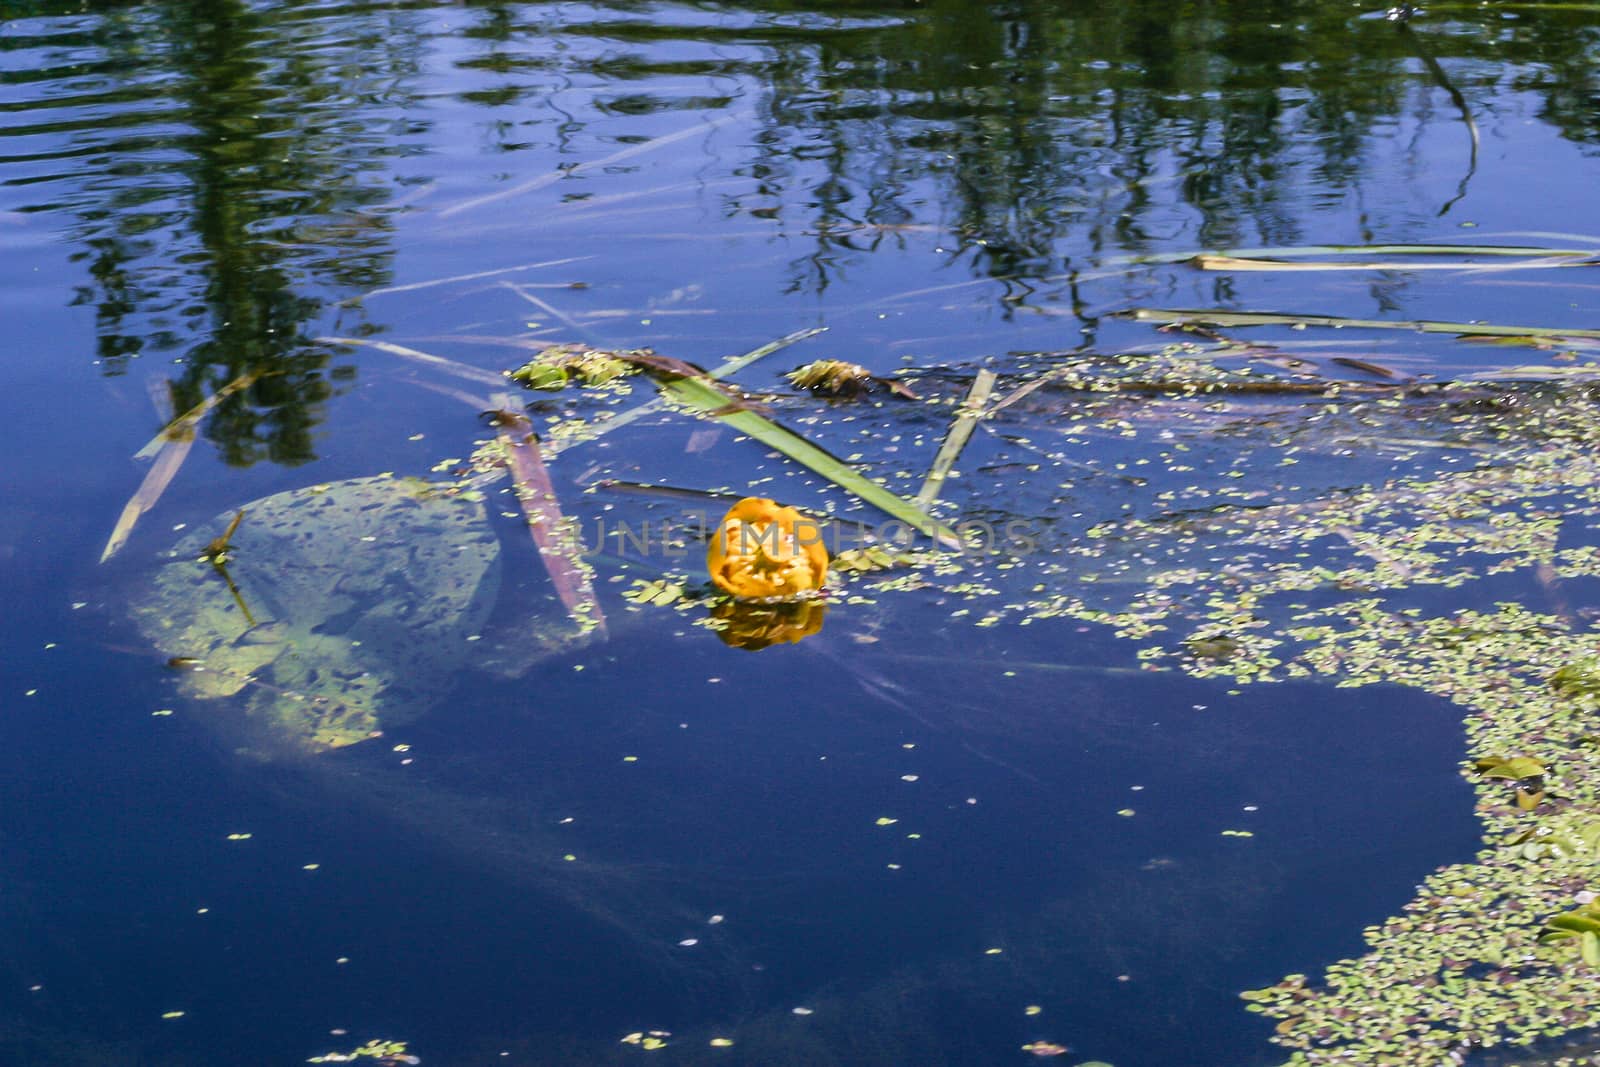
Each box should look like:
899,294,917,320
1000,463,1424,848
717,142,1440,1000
706,497,828,600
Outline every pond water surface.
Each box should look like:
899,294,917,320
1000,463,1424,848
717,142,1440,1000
6,1,1600,1065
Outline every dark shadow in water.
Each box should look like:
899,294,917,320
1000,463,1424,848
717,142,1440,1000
7,0,419,466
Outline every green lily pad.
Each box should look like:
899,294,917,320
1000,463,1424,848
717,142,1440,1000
127,474,571,751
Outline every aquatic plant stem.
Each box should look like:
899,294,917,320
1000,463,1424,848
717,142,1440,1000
1122,307,1600,341
490,397,607,638
915,370,996,509
439,111,750,218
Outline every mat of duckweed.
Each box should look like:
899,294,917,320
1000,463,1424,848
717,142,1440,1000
573,343,1600,1067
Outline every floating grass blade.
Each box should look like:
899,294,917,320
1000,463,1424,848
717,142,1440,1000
709,327,830,379
500,282,592,337
1464,363,1600,380
403,379,493,410
1109,243,1600,267
440,111,749,218
315,337,507,386
109,369,263,561
102,434,195,562
1123,308,1600,341
401,334,555,352
1190,253,1592,273
916,370,996,509
560,326,827,448
134,370,261,461
347,256,591,302
629,357,959,547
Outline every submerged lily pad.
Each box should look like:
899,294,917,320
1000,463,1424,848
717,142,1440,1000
127,474,551,751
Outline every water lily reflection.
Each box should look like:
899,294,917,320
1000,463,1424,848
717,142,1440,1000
712,598,827,651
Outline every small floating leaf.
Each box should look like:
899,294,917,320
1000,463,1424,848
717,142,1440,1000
1474,755,1546,780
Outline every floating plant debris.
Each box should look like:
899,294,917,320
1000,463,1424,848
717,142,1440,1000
786,358,917,399
509,344,640,390
103,370,263,563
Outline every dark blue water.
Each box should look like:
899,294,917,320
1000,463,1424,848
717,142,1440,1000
6,0,1599,1063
